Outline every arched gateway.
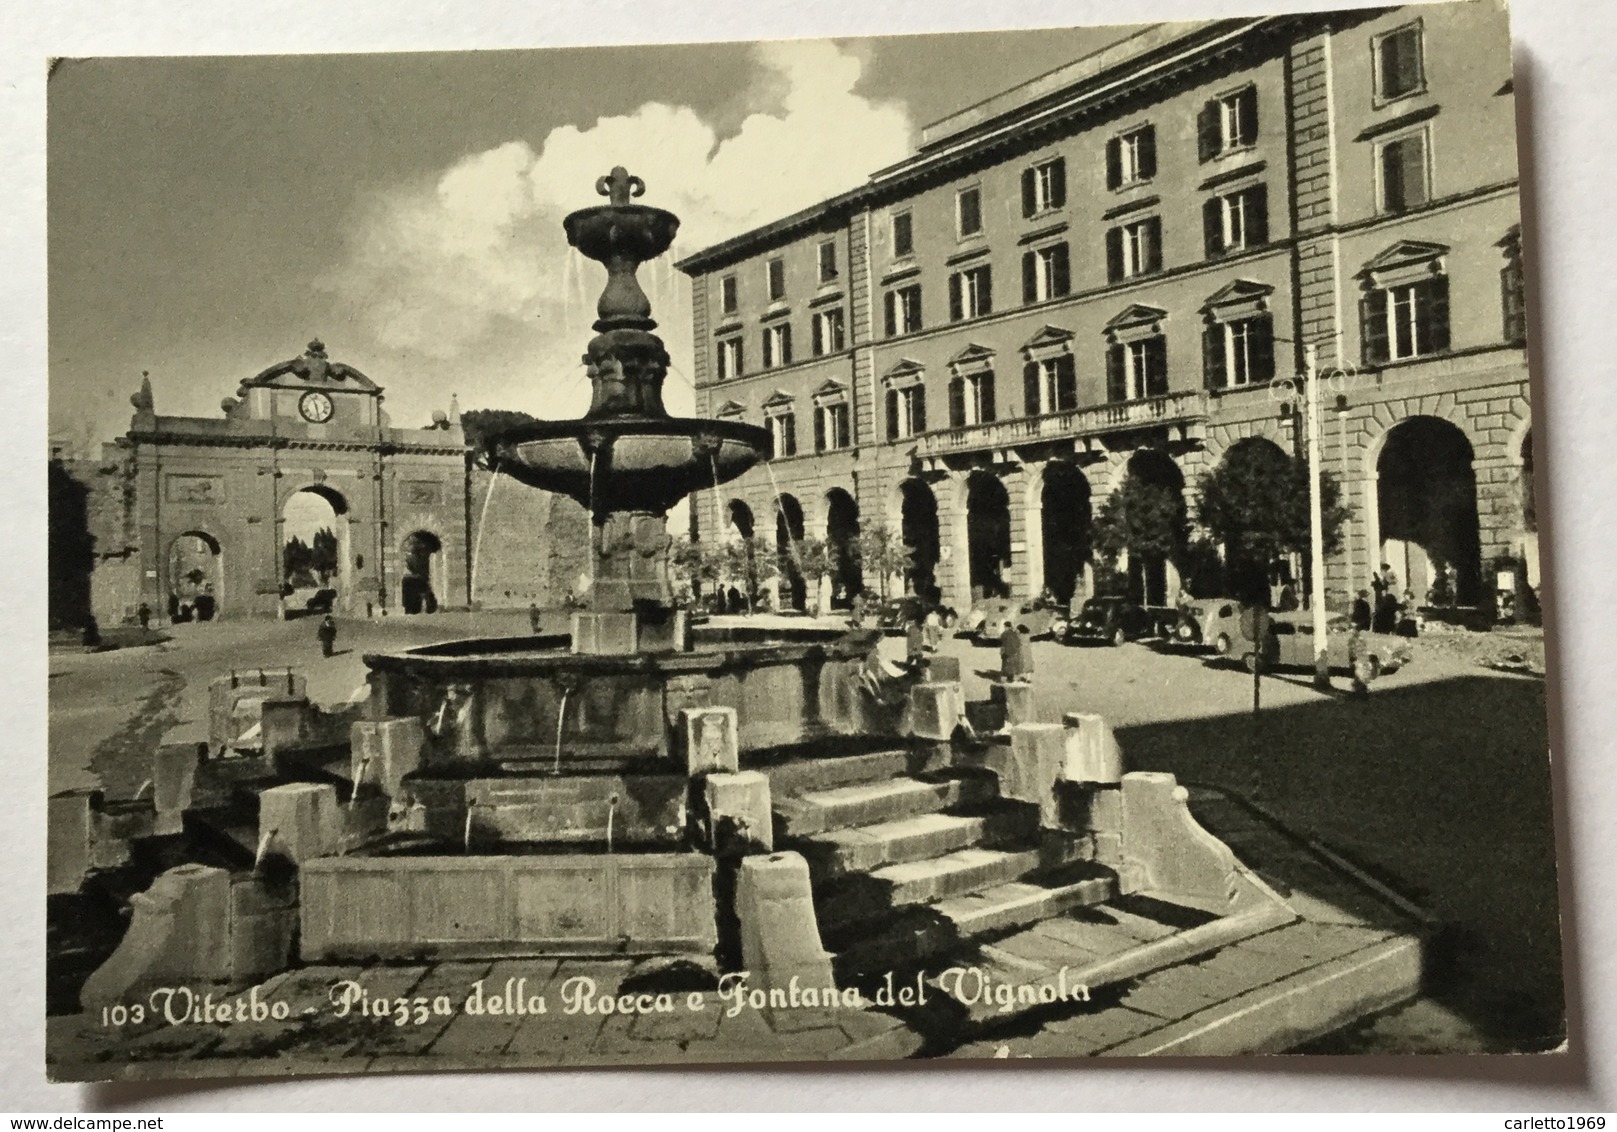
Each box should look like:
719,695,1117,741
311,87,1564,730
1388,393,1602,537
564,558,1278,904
118,341,470,618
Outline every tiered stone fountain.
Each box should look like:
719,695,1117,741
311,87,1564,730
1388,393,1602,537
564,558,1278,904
52,171,1427,1073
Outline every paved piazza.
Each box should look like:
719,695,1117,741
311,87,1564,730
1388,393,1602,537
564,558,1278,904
48,611,1560,1056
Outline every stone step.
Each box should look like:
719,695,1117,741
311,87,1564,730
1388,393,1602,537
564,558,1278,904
829,865,1117,978
818,847,1041,930
774,771,998,839
796,807,1037,881
760,748,927,798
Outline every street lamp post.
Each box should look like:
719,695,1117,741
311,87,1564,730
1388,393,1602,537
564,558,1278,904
1304,344,1329,689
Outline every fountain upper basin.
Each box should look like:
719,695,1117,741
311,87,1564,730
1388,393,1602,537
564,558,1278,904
488,415,770,514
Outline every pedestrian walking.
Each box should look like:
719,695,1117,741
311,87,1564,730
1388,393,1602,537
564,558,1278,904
1000,621,1033,682
528,602,542,634
136,602,151,631
923,608,943,652
1350,590,1372,632
905,617,927,670
317,613,338,658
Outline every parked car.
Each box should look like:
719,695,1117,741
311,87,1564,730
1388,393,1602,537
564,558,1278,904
1171,599,1247,656
1062,595,1157,646
1240,615,1413,677
873,594,958,635
972,598,1068,644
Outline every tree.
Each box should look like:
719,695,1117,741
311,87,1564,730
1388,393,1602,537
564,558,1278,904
1091,474,1187,581
1197,442,1350,601
310,527,340,583
283,535,314,588
856,522,914,600
460,408,544,469
792,534,832,612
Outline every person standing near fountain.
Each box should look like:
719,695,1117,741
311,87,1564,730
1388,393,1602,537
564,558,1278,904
317,613,337,658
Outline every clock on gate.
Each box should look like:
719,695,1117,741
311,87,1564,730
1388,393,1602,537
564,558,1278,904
298,390,335,423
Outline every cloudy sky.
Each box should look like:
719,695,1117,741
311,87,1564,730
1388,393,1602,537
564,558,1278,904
47,26,1139,450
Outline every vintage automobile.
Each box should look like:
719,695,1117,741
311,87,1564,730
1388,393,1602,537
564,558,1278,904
970,597,1068,644
872,594,958,635
1061,595,1158,647
1170,598,1248,655
1240,614,1414,677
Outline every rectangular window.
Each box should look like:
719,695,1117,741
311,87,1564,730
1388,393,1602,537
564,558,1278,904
1106,337,1169,401
817,240,838,284
1105,125,1157,190
811,307,846,356
1021,156,1067,217
1022,355,1077,416
884,284,923,337
767,412,798,459
716,338,743,380
815,402,850,452
1202,184,1270,258
1106,217,1163,282
1203,316,1276,389
1361,276,1451,363
767,257,786,301
949,265,993,321
1198,86,1259,161
1023,242,1071,304
886,385,927,441
719,275,737,315
762,322,792,369
1379,132,1430,214
957,186,983,237
1376,23,1425,101
948,371,997,428
892,210,914,257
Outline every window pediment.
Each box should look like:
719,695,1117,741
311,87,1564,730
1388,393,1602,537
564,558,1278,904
1362,240,1449,288
812,379,848,405
949,343,996,374
761,389,795,412
1103,305,1168,344
1202,279,1273,323
714,399,745,419
882,358,926,389
1021,325,1076,359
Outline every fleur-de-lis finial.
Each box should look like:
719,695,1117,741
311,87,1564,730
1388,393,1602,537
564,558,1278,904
595,166,646,207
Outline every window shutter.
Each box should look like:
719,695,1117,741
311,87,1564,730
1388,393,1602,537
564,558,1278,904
812,315,824,357
884,291,897,337
1055,354,1078,410
1138,126,1157,180
909,286,922,332
1105,227,1124,283
1144,217,1163,273
762,328,773,369
1050,158,1067,209
1381,141,1407,213
1203,324,1227,390
1106,344,1128,402
1197,99,1220,162
885,388,900,441
949,273,963,322
1502,258,1527,345
1021,167,1037,218
814,407,826,452
1248,183,1270,246
912,388,927,434
1146,336,1169,397
784,414,797,456
1052,243,1070,297
1023,361,1042,416
735,341,744,376
1022,251,1038,303
1203,197,1223,259
1361,289,1390,365
1239,86,1259,146
1422,275,1451,354
1251,316,1276,383
980,372,996,422
1105,138,1123,191
781,325,792,366
979,268,992,315
1401,137,1428,209
949,377,966,428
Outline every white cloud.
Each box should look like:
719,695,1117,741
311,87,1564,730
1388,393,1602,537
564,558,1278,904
321,39,911,421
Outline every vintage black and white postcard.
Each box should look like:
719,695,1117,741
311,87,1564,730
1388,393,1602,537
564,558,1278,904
44,0,1563,1082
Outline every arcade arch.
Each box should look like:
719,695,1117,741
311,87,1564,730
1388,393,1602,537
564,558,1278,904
1121,449,1186,607
167,531,221,621
900,478,941,599
823,488,862,609
401,530,443,614
965,471,1012,600
281,485,350,615
1374,415,1482,604
1040,461,1092,605
773,494,807,611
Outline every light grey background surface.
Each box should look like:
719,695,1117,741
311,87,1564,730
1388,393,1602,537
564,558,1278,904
2,0,1611,1111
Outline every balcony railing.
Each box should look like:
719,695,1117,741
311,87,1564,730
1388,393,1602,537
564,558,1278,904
916,390,1211,457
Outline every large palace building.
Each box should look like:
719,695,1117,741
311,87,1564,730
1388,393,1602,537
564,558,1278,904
677,2,1536,616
